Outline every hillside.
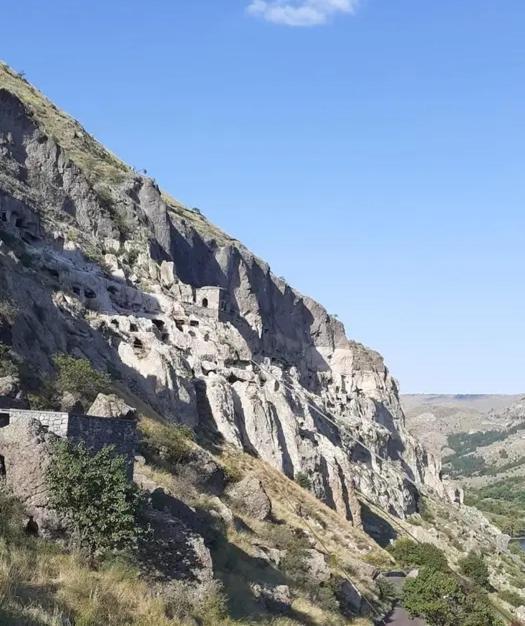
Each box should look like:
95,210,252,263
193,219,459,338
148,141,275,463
1,62,524,625
403,394,525,540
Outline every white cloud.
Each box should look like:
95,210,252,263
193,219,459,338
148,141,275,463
247,0,359,27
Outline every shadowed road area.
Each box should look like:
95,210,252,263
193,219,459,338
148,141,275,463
378,572,427,626
382,606,426,625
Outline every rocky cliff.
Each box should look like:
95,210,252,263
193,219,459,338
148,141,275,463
0,61,445,525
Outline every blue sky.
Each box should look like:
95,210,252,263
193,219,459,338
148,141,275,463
2,1,525,393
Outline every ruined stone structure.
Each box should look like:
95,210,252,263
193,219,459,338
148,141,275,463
0,408,137,477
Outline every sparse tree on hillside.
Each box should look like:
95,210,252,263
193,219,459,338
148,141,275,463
47,441,141,562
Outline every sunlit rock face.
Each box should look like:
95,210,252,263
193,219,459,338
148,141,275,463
0,65,447,526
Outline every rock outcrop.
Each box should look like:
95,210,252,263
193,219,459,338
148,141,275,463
0,418,59,534
0,61,447,529
226,474,272,521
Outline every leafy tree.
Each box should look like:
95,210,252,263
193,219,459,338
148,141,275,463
403,567,464,625
403,567,503,626
388,538,448,571
459,551,490,588
53,354,110,404
47,441,141,561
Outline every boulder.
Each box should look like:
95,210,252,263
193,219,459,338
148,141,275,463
250,583,291,614
60,391,84,414
0,418,61,535
334,577,364,617
0,375,17,398
140,508,213,584
226,474,272,520
88,393,137,420
305,548,330,583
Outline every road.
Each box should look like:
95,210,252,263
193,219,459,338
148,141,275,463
378,572,427,626
381,606,426,626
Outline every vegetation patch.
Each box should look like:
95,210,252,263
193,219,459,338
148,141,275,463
387,538,448,571
47,441,143,561
138,418,194,470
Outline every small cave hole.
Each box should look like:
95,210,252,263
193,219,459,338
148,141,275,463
25,516,39,537
190,320,199,327
175,320,184,332
84,288,96,299
0,455,5,478
0,413,10,428
152,319,165,331
129,322,138,332
107,285,119,295
202,297,209,308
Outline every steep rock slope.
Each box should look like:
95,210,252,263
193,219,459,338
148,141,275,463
0,62,444,524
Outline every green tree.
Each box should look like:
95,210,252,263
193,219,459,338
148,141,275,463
403,567,464,625
404,567,503,626
388,538,448,571
459,551,490,588
47,441,141,561
53,354,110,404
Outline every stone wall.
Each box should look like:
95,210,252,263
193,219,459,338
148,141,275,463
9,409,69,437
2,409,136,478
68,414,136,477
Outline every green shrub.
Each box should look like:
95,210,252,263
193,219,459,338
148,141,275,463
404,567,503,626
499,589,525,608
377,577,399,602
53,354,110,404
0,343,18,377
47,441,142,561
459,551,490,588
295,471,312,490
388,538,448,571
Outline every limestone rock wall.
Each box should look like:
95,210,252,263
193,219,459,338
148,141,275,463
0,68,448,523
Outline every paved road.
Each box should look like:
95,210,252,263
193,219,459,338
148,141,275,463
382,605,426,626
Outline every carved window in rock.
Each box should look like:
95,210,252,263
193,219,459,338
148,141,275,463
0,455,5,478
0,413,10,428
202,297,209,308
152,319,165,331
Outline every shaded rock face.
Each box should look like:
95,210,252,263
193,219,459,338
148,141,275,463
0,65,447,525
140,508,213,585
0,418,59,534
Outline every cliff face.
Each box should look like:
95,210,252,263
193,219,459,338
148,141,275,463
0,62,444,522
